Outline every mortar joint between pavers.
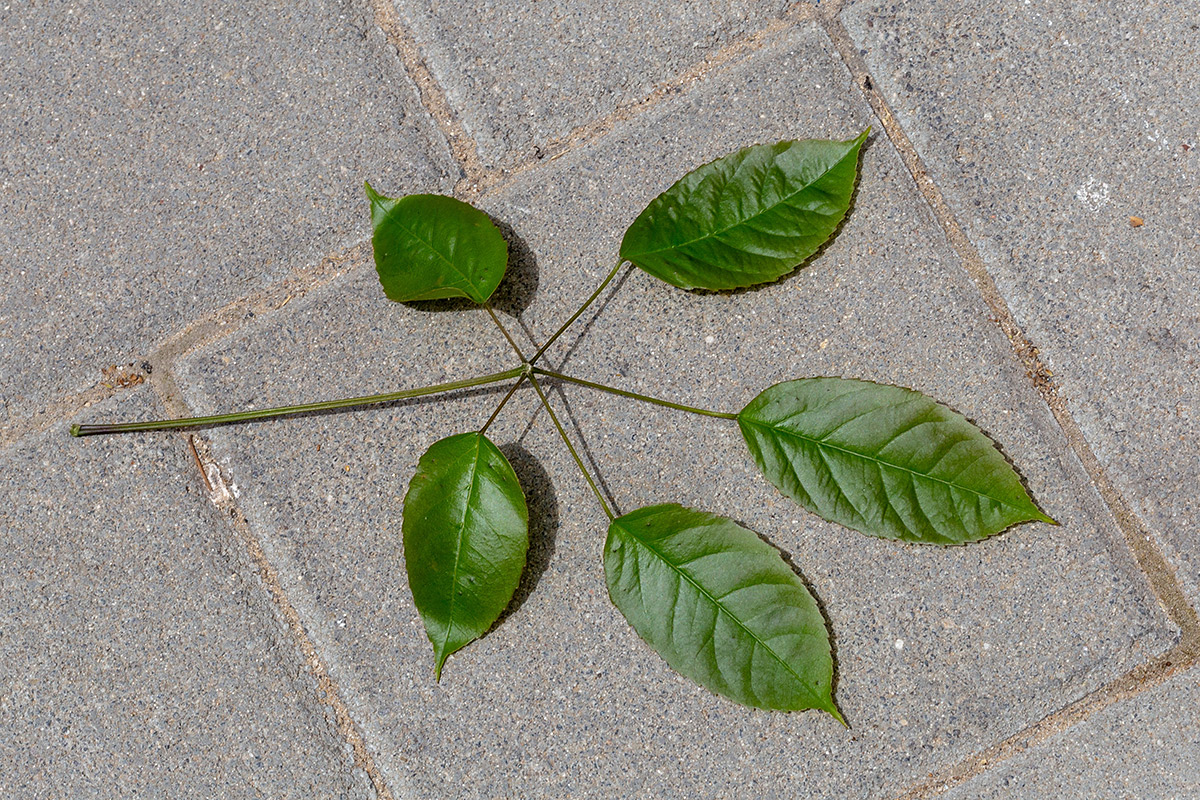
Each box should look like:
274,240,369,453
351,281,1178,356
465,5,817,199
1,245,363,450
817,10,1200,798
368,0,491,189
819,10,1197,638
893,638,1199,800
147,372,398,800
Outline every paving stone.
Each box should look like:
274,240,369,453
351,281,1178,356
0,0,454,428
840,0,1200,603
943,665,1200,799
174,24,1176,799
390,0,790,168
0,389,372,799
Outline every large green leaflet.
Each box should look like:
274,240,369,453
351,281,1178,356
366,184,508,304
619,131,868,291
738,378,1056,544
604,504,839,717
402,432,529,678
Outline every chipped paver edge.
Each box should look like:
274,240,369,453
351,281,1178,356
148,374,399,800
813,5,1200,797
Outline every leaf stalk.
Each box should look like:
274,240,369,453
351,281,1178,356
529,258,625,364
531,367,737,420
528,373,614,520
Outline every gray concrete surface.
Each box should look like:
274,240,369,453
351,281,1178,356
5,1,1196,798
173,24,1177,799
841,0,1200,605
942,666,1200,800
389,0,791,168
0,390,371,798
0,0,453,426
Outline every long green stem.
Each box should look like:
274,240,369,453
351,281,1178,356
529,258,625,365
70,367,524,437
528,373,614,520
532,367,737,420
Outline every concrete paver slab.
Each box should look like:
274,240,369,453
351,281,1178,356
0,0,454,427
841,0,1200,603
390,0,790,168
0,389,371,799
174,24,1176,799
942,666,1200,799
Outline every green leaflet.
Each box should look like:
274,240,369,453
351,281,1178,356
366,184,508,304
738,378,1056,544
619,131,867,291
604,504,839,718
402,432,529,678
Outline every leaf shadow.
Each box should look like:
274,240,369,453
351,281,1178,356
731,514,848,725
681,132,873,299
393,214,540,317
494,443,559,625
489,217,539,318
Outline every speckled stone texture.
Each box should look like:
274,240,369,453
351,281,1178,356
389,0,791,168
0,0,453,426
0,389,372,799
173,24,1177,799
943,666,1200,799
840,0,1200,603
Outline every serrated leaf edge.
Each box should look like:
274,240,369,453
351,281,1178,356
622,129,869,263
610,506,842,720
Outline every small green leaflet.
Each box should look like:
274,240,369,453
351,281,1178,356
402,432,529,679
365,184,508,304
738,378,1056,544
604,504,840,718
619,131,868,291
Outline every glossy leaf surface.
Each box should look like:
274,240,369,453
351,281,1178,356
619,131,867,291
605,504,838,717
366,184,508,304
738,378,1055,544
402,432,528,678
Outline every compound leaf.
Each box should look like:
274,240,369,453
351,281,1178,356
738,378,1056,544
366,184,507,304
605,503,839,717
619,131,867,291
402,432,529,678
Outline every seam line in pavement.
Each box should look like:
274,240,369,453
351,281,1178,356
479,6,815,197
815,6,1199,798
370,0,489,191
0,245,362,449
149,370,397,800
384,4,817,201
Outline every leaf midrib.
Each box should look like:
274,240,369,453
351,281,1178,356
624,140,858,261
617,514,826,710
440,434,485,665
740,414,1029,514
